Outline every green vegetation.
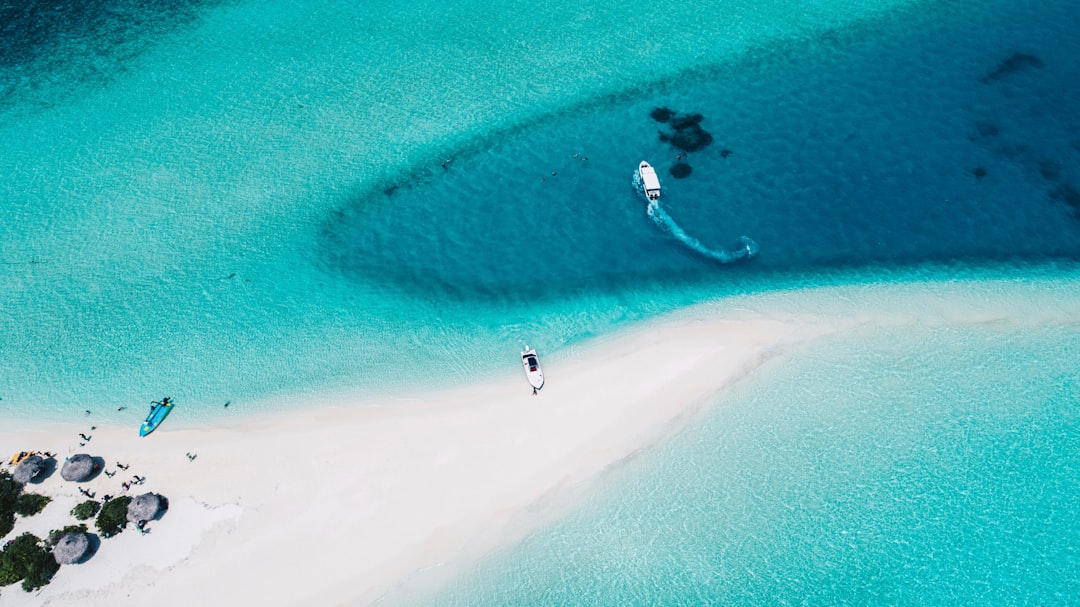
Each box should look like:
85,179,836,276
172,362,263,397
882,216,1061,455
0,533,59,592
95,496,131,538
1,470,51,535
2,471,53,537
46,524,88,548
14,493,50,517
0,472,18,538
71,500,101,521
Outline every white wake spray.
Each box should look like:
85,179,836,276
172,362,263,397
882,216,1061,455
635,170,759,264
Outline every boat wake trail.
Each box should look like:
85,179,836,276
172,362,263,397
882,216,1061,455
646,199,759,264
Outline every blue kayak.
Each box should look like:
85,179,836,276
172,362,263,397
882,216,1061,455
139,398,174,437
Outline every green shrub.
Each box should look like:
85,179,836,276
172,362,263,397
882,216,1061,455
0,472,18,506
71,500,101,521
95,496,131,538
46,524,88,548
0,472,22,537
14,493,50,516
0,533,59,591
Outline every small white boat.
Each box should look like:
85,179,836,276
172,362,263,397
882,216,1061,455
521,346,544,391
639,160,661,201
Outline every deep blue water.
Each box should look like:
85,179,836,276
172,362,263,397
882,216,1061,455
322,0,1080,304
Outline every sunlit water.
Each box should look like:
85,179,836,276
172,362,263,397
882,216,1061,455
391,319,1079,606
4,0,1077,419
2,0,1079,603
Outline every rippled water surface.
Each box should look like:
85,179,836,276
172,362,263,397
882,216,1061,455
397,321,1080,606
3,0,1079,415
3,0,1079,604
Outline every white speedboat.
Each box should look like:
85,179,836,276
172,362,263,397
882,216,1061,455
521,346,544,391
639,161,661,201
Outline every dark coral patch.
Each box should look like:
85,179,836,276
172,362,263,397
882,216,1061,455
720,149,733,158
669,163,693,179
972,167,987,179
655,110,714,152
650,107,675,123
980,53,1043,83
670,124,714,152
1049,184,1080,213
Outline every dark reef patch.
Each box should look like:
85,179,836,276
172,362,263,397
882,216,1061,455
720,149,733,158
1049,184,1080,216
972,167,987,179
654,108,715,153
670,125,714,152
649,107,675,123
669,163,693,179
0,0,227,114
979,52,1043,83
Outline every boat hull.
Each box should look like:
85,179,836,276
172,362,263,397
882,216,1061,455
139,402,174,436
521,347,545,390
638,161,661,201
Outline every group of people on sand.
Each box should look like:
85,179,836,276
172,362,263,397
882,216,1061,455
120,475,146,492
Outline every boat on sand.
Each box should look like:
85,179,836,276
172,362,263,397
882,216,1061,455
521,346,544,391
139,397,174,437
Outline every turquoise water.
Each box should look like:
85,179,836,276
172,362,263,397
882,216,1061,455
3,0,1080,602
0,0,924,415
394,323,1080,606
4,0,1078,419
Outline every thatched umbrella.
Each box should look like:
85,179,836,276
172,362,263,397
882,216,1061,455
52,532,90,565
12,454,45,484
61,453,99,482
127,493,164,524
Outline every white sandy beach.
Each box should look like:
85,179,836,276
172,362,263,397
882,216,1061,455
3,278,1079,607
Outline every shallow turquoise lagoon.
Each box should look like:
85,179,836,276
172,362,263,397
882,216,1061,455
3,0,1078,418
2,0,1079,604
395,322,1079,606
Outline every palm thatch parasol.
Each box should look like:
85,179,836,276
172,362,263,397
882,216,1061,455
127,493,164,524
60,453,99,482
52,532,91,565
12,454,45,484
